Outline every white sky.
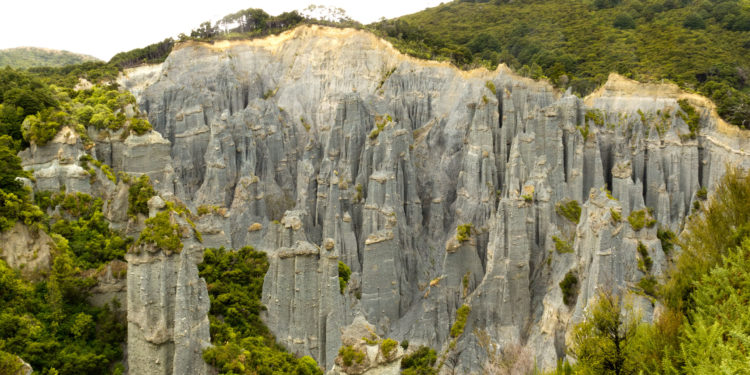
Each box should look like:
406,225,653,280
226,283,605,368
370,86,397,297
0,1,444,61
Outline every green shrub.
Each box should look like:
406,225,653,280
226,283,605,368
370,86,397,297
338,261,351,294
456,223,473,242
613,13,635,29
628,209,655,231
610,208,621,222
339,345,365,367
677,99,700,139
638,276,658,297
559,271,579,305
401,346,437,375
555,199,581,224
450,304,471,338
637,241,653,272
585,109,605,127
380,338,398,360
400,340,409,350
137,211,182,252
127,174,155,217
553,235,574,254
485,80,496,95
695,187,707,200
657,227,676,255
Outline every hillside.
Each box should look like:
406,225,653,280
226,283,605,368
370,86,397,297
0,47,99,69
372,0,750,127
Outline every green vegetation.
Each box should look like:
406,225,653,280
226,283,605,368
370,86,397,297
199,246,322,374
400,340,409,350
0,47,99,69
456,223,473,242
657,227,676,255
400,346,437,375
0,253,125,374
610,208,621,222
570,291,639,375
338,260,351,294
338,345,365,367
136,211,182,253
109,38,175,68
555,199,581,224
380,338,398,360
570,167,750,373
450,304,471,338
677,98,701,138
559,271,579,306
521,193,533,202
695,186,708,200
38,191,131,269
369,114,392,139
627,208,655,231
127,174,156,217
553,235,574,254
380,0,750,128
637,241,653,272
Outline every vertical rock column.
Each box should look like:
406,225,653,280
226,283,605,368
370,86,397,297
126,210,212,375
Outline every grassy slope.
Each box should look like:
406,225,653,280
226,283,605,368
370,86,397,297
0,47,100,69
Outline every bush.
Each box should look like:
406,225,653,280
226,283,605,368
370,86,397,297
559,271,578,305
613,13,636,29
638,276,658,297
127,174,155,217
683,13,705,29
628,209,655,231
456,223,473,242
339,345,365,367
137,211,182,252
657,227,676,255
450,304,471,338
380,338,398,360
401,346,437,375
555,199,581,224
637,241,653,272
553,235,574,254
338,261,351,294
400,340,409,350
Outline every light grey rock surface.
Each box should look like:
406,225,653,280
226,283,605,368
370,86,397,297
32,24,750,374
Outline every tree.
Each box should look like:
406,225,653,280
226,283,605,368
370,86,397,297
683,13,705,29
0,135,28,198
569,291,641,375
679,242,750,372
613,14,636,29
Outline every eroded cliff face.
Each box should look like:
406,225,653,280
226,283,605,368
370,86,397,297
106,24,750,372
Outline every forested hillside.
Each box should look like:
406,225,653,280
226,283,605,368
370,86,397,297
373,0,750,127
0,47,99,69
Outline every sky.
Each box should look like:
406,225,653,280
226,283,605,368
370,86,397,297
0,0,444,61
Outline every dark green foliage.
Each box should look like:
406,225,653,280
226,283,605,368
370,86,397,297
695,186,707,200
0,135,28,198
0,47,98,69
381,338,398,360
628,208,655,231
570,291,639,375
450,304,471,338
555,199,581,224
338,345,365,367
456,223,473,242
553,235,574,254
42,192,130,269
127,174,156,217
638,275,658,297
400,340,409,350
0,255,125,374
664,166,750,312
683,13,706,29
676,99,701,138
109,38,175,68
637,241,653,272
137,211,182,252
613,13,636,29
657,227,676,255
0,189,44,232
338,261,351,294
378,0,750,128
199,246,322,375
559,271,578,305
400,346,437,375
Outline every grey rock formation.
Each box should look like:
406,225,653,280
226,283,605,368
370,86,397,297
69,24,750,373
126,210,212,375
0,222,53,278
